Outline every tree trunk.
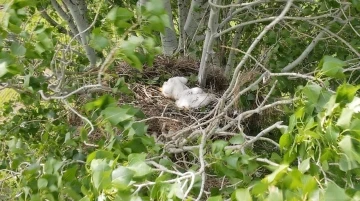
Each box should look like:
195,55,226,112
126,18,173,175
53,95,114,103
184,0,206,46
62,0,97,68
51,0,81,42
161,0,178,56
198,0,221,87
225,27,242,77
177,0,189,53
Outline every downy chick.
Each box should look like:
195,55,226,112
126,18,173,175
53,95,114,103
176,93,216,109
178,87,204,97
160,77,189,100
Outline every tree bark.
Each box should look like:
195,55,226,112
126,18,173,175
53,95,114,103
161,0,178,56
184,0,206,46
51,0,81,42
198,0,221,87
177,0,189,53
225,27,242,77
61,0,97,68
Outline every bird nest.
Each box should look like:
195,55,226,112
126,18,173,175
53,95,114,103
115,56,222,136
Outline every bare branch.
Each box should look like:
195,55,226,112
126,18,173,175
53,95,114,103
225,121,283,150
221,0,294,102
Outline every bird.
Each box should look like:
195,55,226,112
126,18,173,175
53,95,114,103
178,87,204,97
176,93,216,109
160,76,189,100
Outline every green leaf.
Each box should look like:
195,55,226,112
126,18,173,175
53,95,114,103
84,95,116,112
324,181,351,201
251,181,268,195
107,7,133,22
112,166,135,189
145,0,165,15
90,35,109,51
207,195,223,201
123,54,143,71
339,155,359,171
350,119,360,134
121,35,144,54
279,133,291,150
63,186,82,200
232,188,252,201
114,77,133,94
339,135,360,163
102,106,134,126
229,135,244,145
86,150,114,164
10,42,26,56
63,166,78,182
211,140,228,155
320,55,346,79
265,188,283,201
352,0,360,11
37,178,48,189
336,108,354,128
148,15,165,32
124,122,148,138
303,84,322,103
324,125,339,144
336,84,360,104
127,153,152,177
0,61,8,78
44,158,63,174
348,97,360,113
298,158,310,173
225,155,239,169
90,159,112,190
168,183,184,199
264,164,288,183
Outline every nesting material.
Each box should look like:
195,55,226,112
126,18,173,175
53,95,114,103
161,76,216,109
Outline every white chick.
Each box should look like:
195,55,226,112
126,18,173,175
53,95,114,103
176,93,216,109
178,87,204,97
161,77,189,100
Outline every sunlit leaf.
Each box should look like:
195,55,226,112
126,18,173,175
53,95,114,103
336,108,354,128
265,187,283,201
90,159,112,190
86,150,114,164
207,196,223,201
264,164,288,183
232,188,252,201
37,178,48,189
324,181,351,201
145,0,165,15
298,158,310,173
127,153,152,177
102,106,134,126
336,84,360,104
0,62,8,78
112,166,135,189
320,56,346,79
279,133,291,150
303,84,322,104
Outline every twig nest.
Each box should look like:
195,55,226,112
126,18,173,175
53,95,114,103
176,93,216,109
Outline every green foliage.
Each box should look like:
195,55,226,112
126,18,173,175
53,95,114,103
1,0,360,200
